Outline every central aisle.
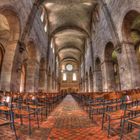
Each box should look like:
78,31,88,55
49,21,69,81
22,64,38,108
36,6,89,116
46,95,108,140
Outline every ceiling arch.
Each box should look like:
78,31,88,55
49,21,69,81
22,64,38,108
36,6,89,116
51,26,89,38
43,0,97,68
60,57,79,64
57,46,82,55
59,48,80,60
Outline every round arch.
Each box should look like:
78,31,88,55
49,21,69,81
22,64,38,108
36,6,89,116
121,10,140,89
104,42,120,91
0,8,21,91
51,26,89,38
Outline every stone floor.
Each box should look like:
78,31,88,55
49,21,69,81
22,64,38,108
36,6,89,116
0,95,139,140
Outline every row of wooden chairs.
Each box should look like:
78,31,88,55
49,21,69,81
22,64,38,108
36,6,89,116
72,89,140,140
0,91,66,140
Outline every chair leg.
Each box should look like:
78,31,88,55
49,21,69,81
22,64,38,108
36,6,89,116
36,110,39,128
89,106,92,119
9,111,13,130
127,122,132,133
28,114,31,135
120,118,123,127
41,109,43,121
102,113,105,130
127,123,130,133
108,116,111,137
34,109,36,117
20,114,23,125
11,112,18,140
13,122,18,140
138,129,140,140
130,123,133,132
120,119,125,140
46,107,48,117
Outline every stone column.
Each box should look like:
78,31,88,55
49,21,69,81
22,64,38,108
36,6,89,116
47,73,51,92
103,60,116,91
38,66,47,92
25,60,39,92
94,70,103,92
118,42,140,90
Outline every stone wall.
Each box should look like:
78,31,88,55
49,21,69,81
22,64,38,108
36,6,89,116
82,0,140,92
0,0,49,92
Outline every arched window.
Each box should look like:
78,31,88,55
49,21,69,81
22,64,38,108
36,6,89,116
53,47,55,53
104,42,120,91
63,73,67,81
44,24,47,32
73,73,77,81
66,64,73,71
40,9,45,22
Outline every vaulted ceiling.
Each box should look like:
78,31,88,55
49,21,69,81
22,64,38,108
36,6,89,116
43,0,97,65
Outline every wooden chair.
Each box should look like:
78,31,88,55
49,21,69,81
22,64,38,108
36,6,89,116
101,92,127,137
88,93,105,120
0,94,18,140
120,92,140,139
38,94,48,118
13,93,39,135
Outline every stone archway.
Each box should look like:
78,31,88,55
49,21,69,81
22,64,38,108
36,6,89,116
0,9,20,91
104,42,120,91
121,10,140,89
94,57,102,92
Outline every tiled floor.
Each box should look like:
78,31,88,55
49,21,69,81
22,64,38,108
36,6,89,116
0,95,139,140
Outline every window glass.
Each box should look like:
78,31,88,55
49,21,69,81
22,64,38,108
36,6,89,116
66,64,73,71
63,73,67,81
73,73,77,81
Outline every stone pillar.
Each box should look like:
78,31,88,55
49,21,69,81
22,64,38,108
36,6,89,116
118,42,140,90
103,60,116,91
88,74,91,92
94,70,103,92
25,60,39,92
83,79,85,92
89,72,94,92
38,67,47,92
47,73,51,92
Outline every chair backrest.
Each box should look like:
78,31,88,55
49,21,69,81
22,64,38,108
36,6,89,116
104,92,122,101
127,93,140,102
0,95,12,109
